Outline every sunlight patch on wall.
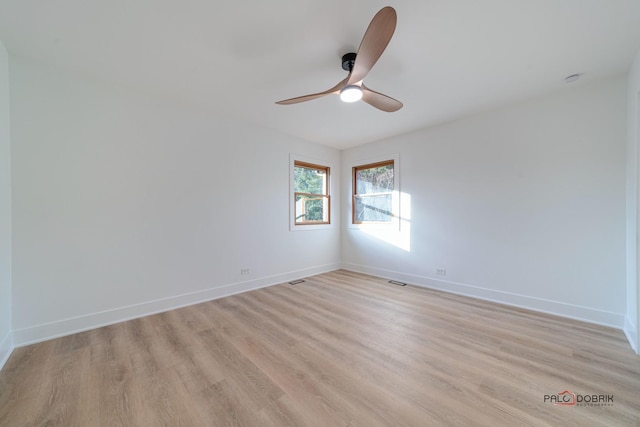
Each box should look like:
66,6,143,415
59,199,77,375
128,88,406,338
361,191,411,252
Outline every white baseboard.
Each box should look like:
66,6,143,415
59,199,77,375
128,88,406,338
0,330,13,371
13,263,340,347
624,316,638,354
342,263,625,329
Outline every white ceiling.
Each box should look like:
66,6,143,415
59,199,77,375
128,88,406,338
1,0,640,149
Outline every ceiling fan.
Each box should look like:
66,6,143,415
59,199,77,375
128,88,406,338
276,6,402,112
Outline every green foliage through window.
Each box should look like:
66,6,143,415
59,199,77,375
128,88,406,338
294,161,330,224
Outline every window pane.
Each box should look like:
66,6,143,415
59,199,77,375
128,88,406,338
354,194,392,222
295,194,329,223
294,166,327,195
356,164,393,194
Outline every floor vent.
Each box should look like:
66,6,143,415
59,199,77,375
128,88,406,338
389,280,407,286
289,279,305,285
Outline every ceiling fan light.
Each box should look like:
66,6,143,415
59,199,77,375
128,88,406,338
340,85,363,103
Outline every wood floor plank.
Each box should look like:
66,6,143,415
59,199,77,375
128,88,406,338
256,395,317,427
196,328,285,412
1,270,639,426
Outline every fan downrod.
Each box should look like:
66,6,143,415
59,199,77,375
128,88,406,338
341,52,357,72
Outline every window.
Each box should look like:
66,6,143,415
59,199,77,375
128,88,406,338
353,160,394,224
293,160,330,225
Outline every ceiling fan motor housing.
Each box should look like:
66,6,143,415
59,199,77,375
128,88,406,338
342,52,357,72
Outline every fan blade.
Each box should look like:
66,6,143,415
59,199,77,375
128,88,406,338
361,84,403,112
347,6,397,85
276,77,349,105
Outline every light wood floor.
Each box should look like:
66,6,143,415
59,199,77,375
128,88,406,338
1,270,639,426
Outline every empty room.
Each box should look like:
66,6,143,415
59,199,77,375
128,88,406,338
1,0,640,425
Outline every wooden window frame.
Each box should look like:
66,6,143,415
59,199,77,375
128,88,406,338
352,160,394,225
294,160,331,226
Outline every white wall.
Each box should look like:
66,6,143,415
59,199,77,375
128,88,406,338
627,48,640,353
342,76,627,328
0,41,12,367
10,56,341,345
